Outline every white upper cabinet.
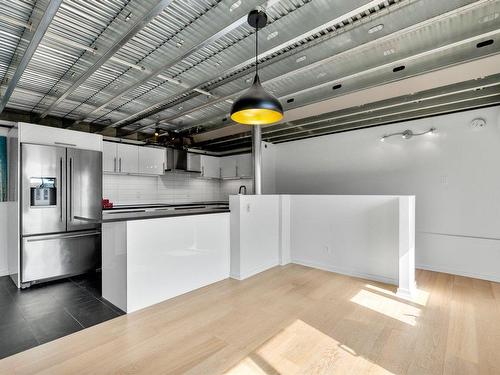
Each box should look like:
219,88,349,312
220,156,237,179
236,154,252,178
220,154,252,179
116,143,139,174
201,155,220,179
19,123,102,152
138,147,165,175
103,142,118,173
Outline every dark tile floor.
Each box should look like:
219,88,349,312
0,272,124,359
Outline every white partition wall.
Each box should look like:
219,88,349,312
230,195,416,296
230,195,281,280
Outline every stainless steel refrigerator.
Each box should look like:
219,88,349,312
21,143,102,287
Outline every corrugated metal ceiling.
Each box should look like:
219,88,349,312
0,0,499,150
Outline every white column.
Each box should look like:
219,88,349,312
279,195,291,265
252,125,262,195
397,196,416,298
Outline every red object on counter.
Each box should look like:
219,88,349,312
102,199,113,209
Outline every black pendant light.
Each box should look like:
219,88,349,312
230,10,283,125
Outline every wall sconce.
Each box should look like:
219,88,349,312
380,128,436,142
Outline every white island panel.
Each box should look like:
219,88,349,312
126,213,230,312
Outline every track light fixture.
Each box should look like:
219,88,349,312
380,128,436,142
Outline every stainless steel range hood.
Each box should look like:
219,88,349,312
166,149,201,173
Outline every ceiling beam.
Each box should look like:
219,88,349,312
194,76,500,148
271,97,500,144
101,0,399,131
39,0,177,119
0,0,63,114
191,50,500,144
74,0,283,127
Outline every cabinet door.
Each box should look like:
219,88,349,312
201,155,220,179
220,156,237,179
138,147,165,175
236,154,252,178
102,142,117,173
116,143,139,174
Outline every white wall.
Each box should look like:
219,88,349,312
274,106,500,282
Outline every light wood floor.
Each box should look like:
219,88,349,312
1,264,499,374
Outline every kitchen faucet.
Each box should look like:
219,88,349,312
238,185,247,195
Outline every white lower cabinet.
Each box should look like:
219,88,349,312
102,213,230,313
138,147,165,175
201,155,220,179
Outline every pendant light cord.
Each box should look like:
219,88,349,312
255,22,259,77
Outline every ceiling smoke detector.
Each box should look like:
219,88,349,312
469,118,486,130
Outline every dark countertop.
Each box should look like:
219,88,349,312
103,201,229,211
102,202,230,222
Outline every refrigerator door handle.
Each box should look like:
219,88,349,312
69,157,73,221
73,216,102,224
25,231,101,242
54,141,77,147
59,157,63,222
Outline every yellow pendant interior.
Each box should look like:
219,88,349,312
230,108,283,125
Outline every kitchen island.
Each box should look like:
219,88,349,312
102,203,230,313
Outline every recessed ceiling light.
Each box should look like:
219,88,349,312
245,77,252,83
368,24,384,34
477,39,494,48
296,55,307,63
393,65,405,72
287,98,294,103
229,0,242,12
267,31,279,40
332,83,342,90
383,48,395,56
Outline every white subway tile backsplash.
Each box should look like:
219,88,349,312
103,172,247,204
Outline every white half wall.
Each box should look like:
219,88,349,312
274,105,500,282
229,195,281,280
289,195,407,286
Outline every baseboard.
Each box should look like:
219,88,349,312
230,262,280,281
292,258,398,286
0,268,8,278
416,263,500,283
